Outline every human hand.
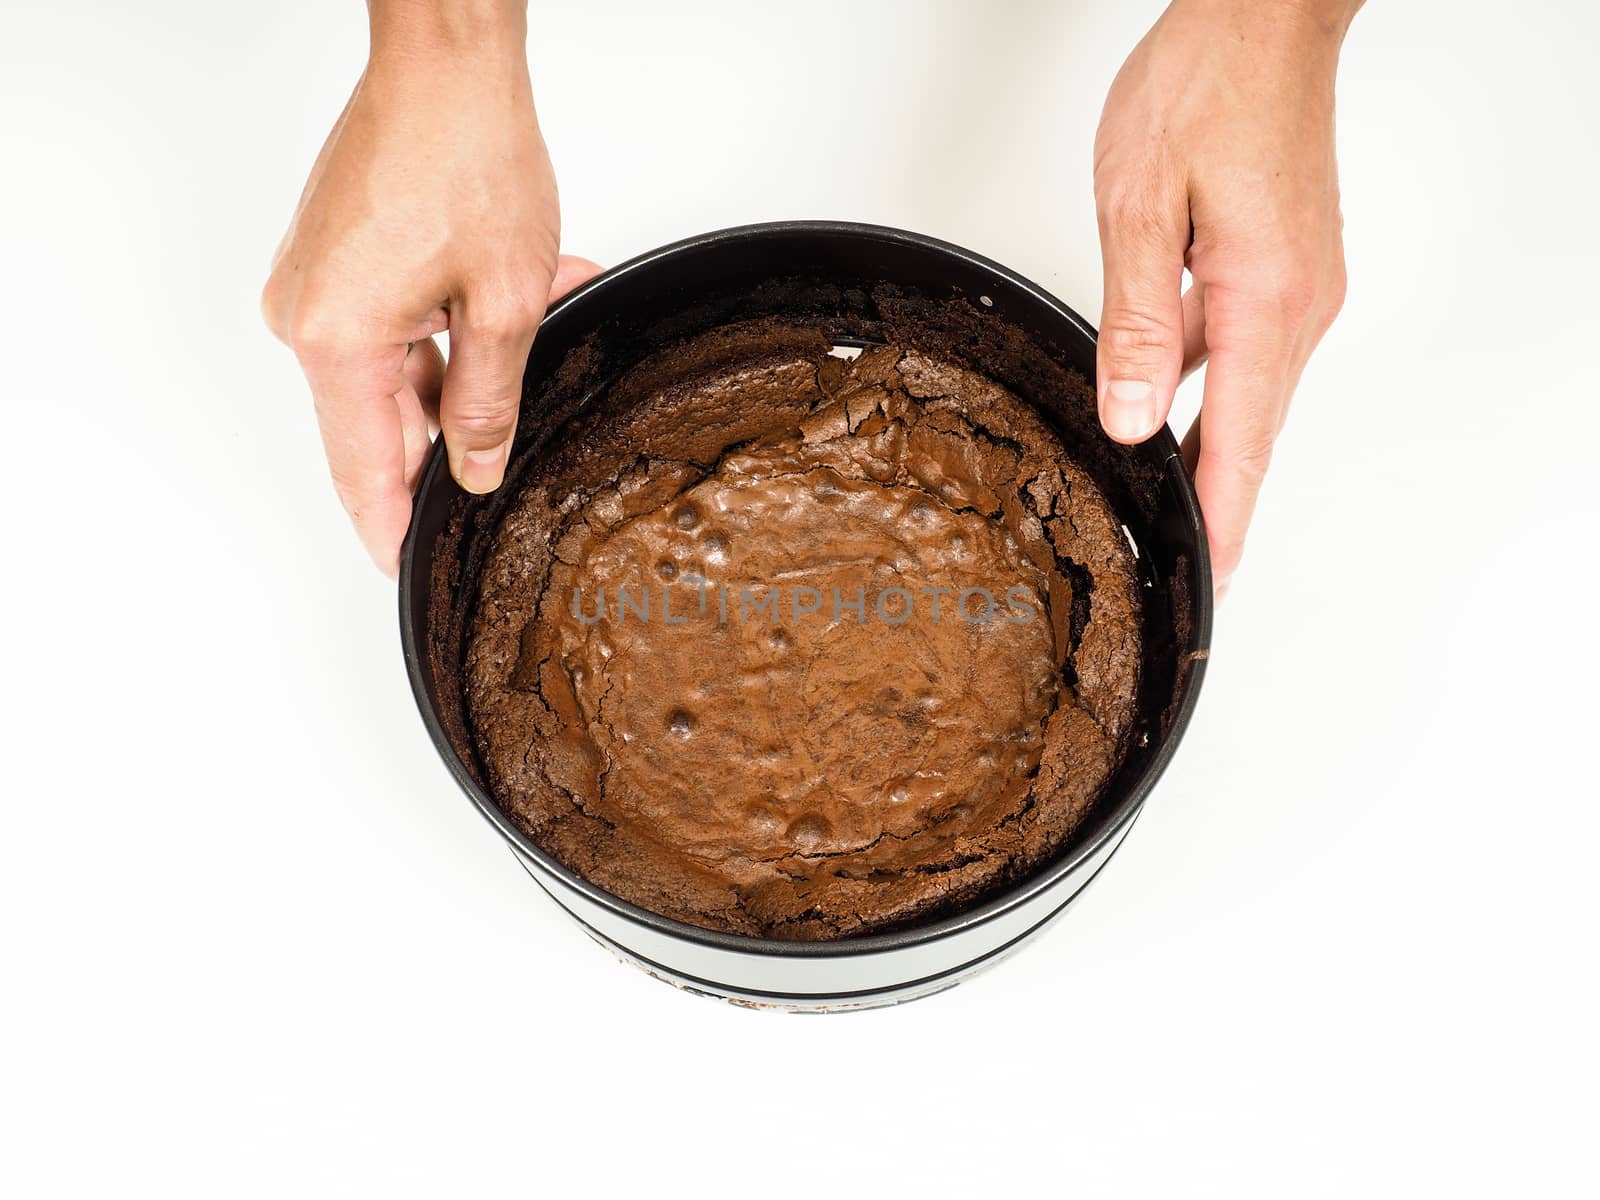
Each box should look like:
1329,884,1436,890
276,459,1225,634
262,2,598,576
1093,0,1360,597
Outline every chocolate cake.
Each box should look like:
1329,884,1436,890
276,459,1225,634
464,321,1142,940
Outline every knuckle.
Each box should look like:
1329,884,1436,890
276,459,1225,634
1229,237,1323,324
327,464,387,518
1108,198,1177,252
286,294,352,357
1270,262,1321,322
468,293,542,343
446,405,515,443
1324,254,1349,323
1230,436,1276,485
1096,167,1177,242
1099,312,1177,366
260,274,288,342
466,313,521,344
1093,161,1146,213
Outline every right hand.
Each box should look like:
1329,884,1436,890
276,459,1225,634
262,11,597,576
1092,0,1356,598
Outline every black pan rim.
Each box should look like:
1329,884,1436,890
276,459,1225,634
399,219,1213,961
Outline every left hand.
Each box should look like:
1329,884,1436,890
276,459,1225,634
1093,0,1359,597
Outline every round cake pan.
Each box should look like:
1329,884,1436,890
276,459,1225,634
399,221,1212,1011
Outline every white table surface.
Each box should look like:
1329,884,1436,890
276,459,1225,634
2,1,1596,1195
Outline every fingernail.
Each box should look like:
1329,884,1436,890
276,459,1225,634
1215,575,1232,604
459,443,508,494
1102,379,1158,441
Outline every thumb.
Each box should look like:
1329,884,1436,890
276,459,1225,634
439,294,542,494
1095,187,1188,443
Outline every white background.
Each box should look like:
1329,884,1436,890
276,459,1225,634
2,1,1597,1195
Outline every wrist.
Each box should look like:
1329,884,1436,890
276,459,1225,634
368,0,528,67
1283,0,1362,41
1168,0,1360,47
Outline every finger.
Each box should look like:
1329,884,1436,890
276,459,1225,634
439,295,542,494
549,254,603,304
1176,412,1226,606
1180,283,1208,382
399,336,444,492
404,335,445,428
396,379,429,496
1180,412,1201,479
1096,175,1189,443
298,340,413,578
1189,292,1296,593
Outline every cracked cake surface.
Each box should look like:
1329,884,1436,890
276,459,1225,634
464,322,1141,940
